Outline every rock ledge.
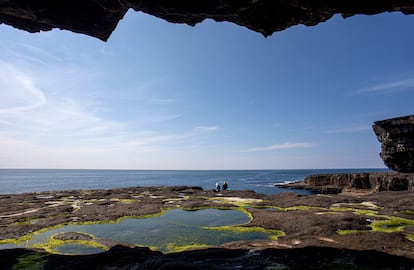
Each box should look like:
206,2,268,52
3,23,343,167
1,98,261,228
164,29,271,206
279,172,414,194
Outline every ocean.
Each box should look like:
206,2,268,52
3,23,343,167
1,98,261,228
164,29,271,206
0,168,388,195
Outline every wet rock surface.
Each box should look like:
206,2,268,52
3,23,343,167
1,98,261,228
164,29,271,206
0,185,414,268
1,1,414,41
373,114,414,173
53,232,93,241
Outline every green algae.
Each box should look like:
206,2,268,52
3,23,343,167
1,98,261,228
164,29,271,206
30,231,109,255
207,196,266,207
0,223,67,245
203,225,285,241
369,216,414,233
400,210,414,215
337,229,368,235
335,208,414,236
12,252,47,270
277,205,322,211
330,207,379,217
166,243,210,253
15,216,39,225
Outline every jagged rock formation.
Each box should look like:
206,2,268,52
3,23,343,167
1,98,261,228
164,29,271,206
279,172,414,194
1,1,414,41
373,115,414,173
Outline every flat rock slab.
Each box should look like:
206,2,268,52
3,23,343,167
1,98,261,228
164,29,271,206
0,186,413,265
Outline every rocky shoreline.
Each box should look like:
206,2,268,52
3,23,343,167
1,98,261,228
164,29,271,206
0,184,414,269
279,172,414,194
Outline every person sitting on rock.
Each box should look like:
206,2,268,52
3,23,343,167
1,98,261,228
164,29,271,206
222,181,228,190
215,182,221,192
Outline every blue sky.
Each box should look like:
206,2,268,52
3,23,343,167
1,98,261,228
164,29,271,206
0,11,413,169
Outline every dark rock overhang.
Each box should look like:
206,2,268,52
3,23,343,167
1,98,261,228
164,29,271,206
373,114,414,173
1,0,414,41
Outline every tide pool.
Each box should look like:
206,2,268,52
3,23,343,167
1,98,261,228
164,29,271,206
0,208,282,254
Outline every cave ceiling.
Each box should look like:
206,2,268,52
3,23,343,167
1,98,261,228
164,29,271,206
1,0,414,41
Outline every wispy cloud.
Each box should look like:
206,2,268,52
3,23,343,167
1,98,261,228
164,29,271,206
355,78,414,95
243,142,316,153
0,62,47,113
194,125,219,132
0,60,186,155
323,125,371,134
0,63,118,137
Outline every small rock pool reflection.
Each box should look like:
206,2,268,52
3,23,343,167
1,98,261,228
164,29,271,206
2,208,274,254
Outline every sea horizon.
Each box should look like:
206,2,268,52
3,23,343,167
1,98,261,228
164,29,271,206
0,167,389,171
0,168,389,195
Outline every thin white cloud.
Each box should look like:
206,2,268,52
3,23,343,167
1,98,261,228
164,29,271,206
0,61,186,154
355,78,414,95
194,126,219,132
144,97,177,105
0,65,120,138
6,42,65,65
0,62,47,113
243,142,316,153
324,125,371,134
141,113,181,124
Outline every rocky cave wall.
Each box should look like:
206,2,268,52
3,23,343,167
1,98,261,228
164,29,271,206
1,0,414,41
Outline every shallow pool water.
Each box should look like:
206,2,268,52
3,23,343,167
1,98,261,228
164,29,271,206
1,208,275,254
54,244,104,255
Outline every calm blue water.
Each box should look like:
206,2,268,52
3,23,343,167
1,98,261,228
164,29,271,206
0,169,388,195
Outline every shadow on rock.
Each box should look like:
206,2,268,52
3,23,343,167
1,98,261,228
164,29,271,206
2,245,414,270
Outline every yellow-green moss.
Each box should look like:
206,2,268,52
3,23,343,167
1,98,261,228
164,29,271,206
337,214,414,235
0,223,67,245
369,216,414,233
330,207,379,217
0,234,32,245
14,217,40,225
30,232,108,255
406,234,414,242
166,243,210,253
162,196,189,202
118,199,141,204
337,229,368,235
12,252,46,270
400,210,414,215
359,201,381,209
237,207,253,221
203,225,285,240
207,197,266,207
278,205,321,211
